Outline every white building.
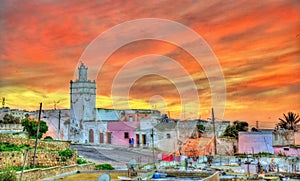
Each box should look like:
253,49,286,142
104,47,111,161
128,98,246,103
70,63,96,143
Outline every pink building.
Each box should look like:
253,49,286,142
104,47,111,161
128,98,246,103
120,110,154,122
273,146,300,156
273,130,300,156
107,122,139,146
238,131,274,154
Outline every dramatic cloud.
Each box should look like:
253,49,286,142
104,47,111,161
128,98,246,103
0,0,299,128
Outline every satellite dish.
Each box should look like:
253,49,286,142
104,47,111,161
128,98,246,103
127,159,137,168
97,173,111,181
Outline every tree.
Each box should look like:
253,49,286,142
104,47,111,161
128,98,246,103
233,121,248,132
2,114,20,124
251,127,258,132
277,112,300,131
222,121,248,139
197,123,205,132
21,118,48,139
222,125,239,139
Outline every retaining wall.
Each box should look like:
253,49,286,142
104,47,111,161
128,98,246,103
0,134,70,151
0,149,77,169
16,163,95,181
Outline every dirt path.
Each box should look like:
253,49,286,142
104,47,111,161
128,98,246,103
71,144,155,168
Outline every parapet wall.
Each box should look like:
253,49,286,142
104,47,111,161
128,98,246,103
0,134,70,151
0,124,23,130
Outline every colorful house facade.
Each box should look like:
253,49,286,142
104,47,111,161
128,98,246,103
238,131,274,154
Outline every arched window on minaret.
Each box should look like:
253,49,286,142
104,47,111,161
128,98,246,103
78,62,88,81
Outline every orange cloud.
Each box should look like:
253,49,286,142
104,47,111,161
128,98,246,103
0,0,299,128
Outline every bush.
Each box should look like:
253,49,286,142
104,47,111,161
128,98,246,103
19,144,31,150
0,167,17,181
234,152,247,158
44,136,54,140
95,164,115,170
0,142,21,152
58,149,74,161
255,152,273,157
77,157,88,164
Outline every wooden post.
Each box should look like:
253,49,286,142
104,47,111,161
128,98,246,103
212,108,217,155
20,149,29,181
57,110,61,140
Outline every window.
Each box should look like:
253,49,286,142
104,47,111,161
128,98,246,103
124,132,129,139
166,133,171,139
283,147,289,151
129,116,133,122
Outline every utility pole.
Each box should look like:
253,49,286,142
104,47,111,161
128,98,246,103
256,120,259,129
212,108,217,155
2,97,5,108
33,103,42,168
151,128,155,166
57,110,61,140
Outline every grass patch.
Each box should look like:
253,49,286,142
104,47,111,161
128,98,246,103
0,167,17,181
13,165,50,172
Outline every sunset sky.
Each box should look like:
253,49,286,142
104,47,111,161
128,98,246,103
0,0,299,128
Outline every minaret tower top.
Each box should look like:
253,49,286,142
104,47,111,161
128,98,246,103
78,62,88,81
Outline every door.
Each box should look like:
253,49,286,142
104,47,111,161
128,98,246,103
100,133,104,144
107,132,112,144
136,134,140,147
142,134,146,145
89,129,94,143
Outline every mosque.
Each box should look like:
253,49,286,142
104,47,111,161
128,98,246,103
69,63,160,143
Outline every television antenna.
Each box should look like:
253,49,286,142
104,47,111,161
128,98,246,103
2,97,5,108
53,100,60,110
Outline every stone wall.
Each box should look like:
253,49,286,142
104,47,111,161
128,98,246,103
0,149,77,169
273,130,295,146
217,138,237,155
0,134,70,151
16,163,95,181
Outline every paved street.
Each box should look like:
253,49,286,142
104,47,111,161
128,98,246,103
71,144,156,168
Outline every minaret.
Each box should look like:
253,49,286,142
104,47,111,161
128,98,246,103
70,63,96,143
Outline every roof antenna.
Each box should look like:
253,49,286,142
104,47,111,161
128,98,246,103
2,97,5,108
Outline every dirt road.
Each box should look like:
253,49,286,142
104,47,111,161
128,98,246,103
71,144,156,168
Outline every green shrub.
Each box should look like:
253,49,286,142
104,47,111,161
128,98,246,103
0,167,17,181
0,142,21,152
255,152,273,157
44,136,54,140
234,152,247,158
19,144,31,149
58,149,74,161
77,157,88,164
95,164,115,170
